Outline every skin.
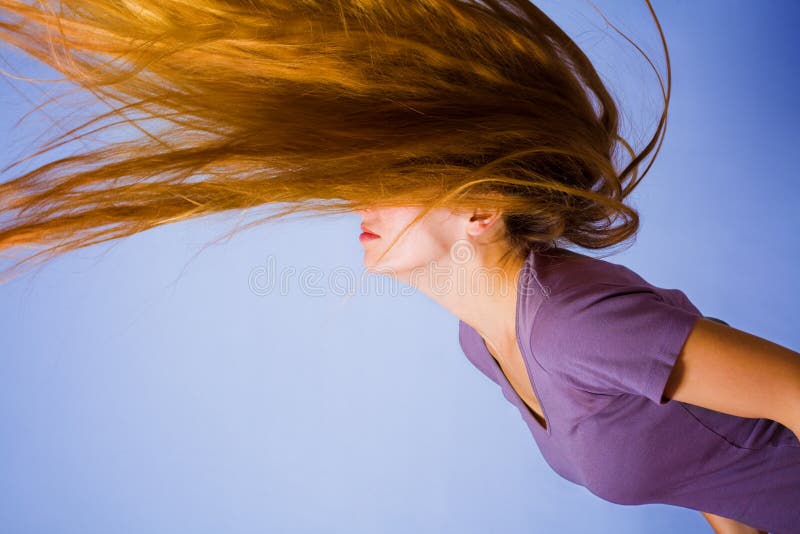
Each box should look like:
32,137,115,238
356,204,546,427
701,512,766,534
354,205,525,361
355,205,770,534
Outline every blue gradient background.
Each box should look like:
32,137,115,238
0,2,797,533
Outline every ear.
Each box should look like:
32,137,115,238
466,208,504,238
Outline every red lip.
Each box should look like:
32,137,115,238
360,223,380,237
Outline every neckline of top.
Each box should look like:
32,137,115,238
472,248,553,436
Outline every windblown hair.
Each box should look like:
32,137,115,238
0,0,670,282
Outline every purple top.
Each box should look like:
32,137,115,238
458,247,800,534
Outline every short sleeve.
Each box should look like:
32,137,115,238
530,281,703,405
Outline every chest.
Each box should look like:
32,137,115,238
486,342,548,430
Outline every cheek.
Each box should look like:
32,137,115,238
427,214,462,245
381,228,440,269
411,223,459,261
377,209,460,265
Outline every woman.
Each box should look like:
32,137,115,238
356,205,800,534
0,1,797,532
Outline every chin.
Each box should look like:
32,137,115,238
361,251,380,271
362,252,398,277
362,257,387,274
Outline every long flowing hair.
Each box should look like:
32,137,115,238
0,0,669,283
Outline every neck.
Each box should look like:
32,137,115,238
415,244,528,354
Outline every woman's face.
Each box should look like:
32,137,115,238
355,206,467,279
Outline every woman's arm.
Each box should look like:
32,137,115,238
663,317,800,440
700,511,767,534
